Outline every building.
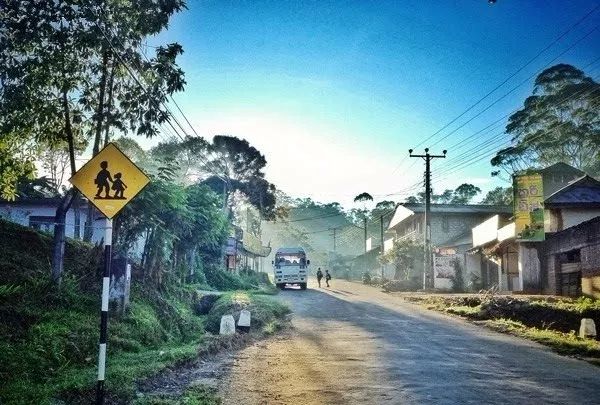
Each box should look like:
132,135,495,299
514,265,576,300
471,164,600,296
0,198,105,243
542,176,600,297
224,226,271,272
387,203,512,290
387,203,512,246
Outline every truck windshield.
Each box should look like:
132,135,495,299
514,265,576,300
275,255,306,266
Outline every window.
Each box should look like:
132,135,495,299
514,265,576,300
29,216,54,233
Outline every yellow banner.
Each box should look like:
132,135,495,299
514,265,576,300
513,173,544,241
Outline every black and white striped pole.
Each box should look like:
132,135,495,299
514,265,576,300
96,217,112,405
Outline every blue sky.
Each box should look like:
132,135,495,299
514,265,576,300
146,0,600,207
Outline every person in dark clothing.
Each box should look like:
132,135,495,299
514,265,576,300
325,270,332,287
94,161,113,198
316,267,323,288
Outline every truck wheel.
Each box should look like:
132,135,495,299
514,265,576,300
300,283,307,290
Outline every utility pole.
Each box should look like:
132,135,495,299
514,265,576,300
333,227,337,252
329,226,342,270
363,217,367,254
409,148,447,290
380,214,385,280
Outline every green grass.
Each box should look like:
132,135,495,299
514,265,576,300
445,305,482,317
406,293,600,361
133,384,222,405
205,291,290,334
484,318,600,358
0,219,285,404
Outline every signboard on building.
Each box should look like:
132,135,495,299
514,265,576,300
513,173,545,241
433,254,461,290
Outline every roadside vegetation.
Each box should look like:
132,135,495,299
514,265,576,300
133,384,222,405
403,293,600,362
0,220,286,404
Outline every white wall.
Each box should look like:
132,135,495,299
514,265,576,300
561,208,600,230
1,204,108,245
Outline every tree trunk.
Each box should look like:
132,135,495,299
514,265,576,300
51,88,77,286
103,58,116,146
51,191,75,285
84,50,110,242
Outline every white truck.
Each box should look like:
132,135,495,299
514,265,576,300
272,247,310,290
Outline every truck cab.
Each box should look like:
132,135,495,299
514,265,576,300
273,247,310,290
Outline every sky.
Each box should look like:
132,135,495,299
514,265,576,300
144,0,600,207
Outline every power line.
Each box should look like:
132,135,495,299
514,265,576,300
85,2,228,182
389,5,599,177
412,4,599,150
428,24,599,149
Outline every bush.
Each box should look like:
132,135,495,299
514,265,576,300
362,272,372,285
0,220,207,403
195,294,221,315
382,279,420,292
368,275,389,287
205,292,290,334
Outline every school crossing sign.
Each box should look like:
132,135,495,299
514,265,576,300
69,143,150,218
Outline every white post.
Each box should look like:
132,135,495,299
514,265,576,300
96,217,112,404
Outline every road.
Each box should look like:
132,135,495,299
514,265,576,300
217,279,600,405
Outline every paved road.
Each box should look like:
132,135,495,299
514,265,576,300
219,280,600,405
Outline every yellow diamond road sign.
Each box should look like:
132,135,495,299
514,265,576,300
69,143,150,219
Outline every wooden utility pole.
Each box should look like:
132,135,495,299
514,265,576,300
380,214,385,280
409,148,447,289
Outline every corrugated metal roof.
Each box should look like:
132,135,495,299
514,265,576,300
545,175,600,206
400,203,512,214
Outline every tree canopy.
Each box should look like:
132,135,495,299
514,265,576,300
491,64,600,175
480,186,513,206
405,183,481,204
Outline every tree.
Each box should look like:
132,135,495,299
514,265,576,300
492,64,600,175
405,184,481,205
451,183,481,204
353,192,374,204
115,163,229,287
381,239,423,281
0,0,187,284
480,186,513,205
0,137,37,200
201,136,277,220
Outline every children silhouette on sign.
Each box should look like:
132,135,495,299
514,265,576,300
112,173,127,199
94,161,126,200
94,161,113,198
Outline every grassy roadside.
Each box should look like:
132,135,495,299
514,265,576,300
401,294,600,363
0,220,288,404
133,291,290,405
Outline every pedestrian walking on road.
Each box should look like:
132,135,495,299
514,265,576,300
325,270,331,287
316,267,323,288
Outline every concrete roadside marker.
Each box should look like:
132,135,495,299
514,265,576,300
238,310,251,333
579,318,597,339
220,315,236,335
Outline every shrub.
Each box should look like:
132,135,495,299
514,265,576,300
205,292,290,334
362,272,372,285
195,294,221,315
382,279,420,292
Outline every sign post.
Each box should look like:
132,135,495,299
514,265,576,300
69,143,149,404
